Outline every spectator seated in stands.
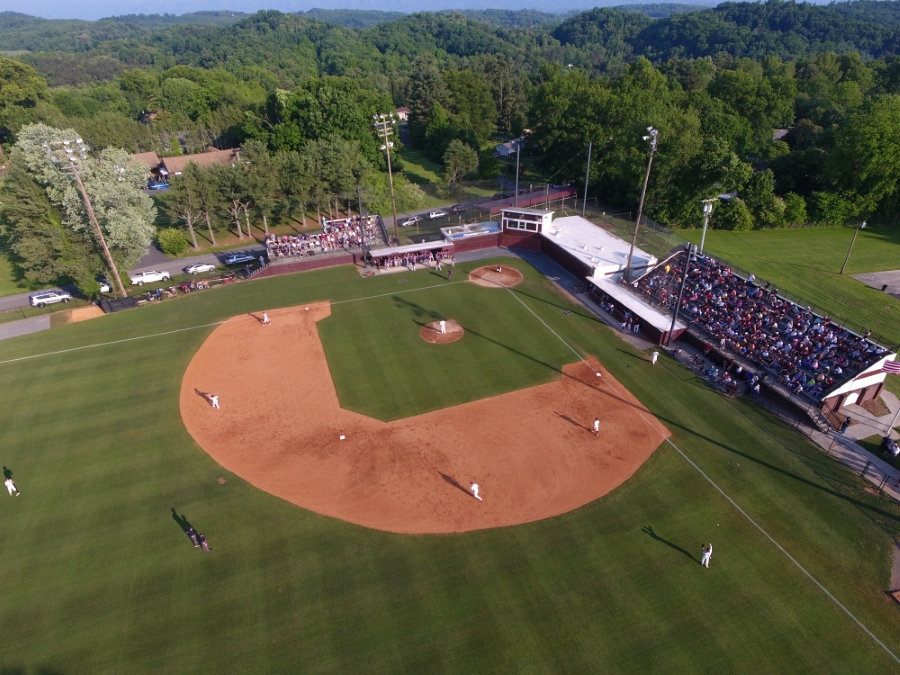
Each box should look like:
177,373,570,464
630,251,888,400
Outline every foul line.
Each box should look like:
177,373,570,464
501,284,593,370
0,321,225,366
0,281,467,367
506,281,900,665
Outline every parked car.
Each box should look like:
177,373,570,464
98,278,111,293
224,252,257,266
399,216,422,227
129,270,171,286
185,262,217,275
29,290,72,307
449,204,467,213
428,210,448,219
147,181,169,190
492,192,511,200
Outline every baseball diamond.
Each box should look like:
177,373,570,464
180,303,670,534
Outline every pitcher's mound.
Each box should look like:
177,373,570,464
470,266,523,288
420,320,464,344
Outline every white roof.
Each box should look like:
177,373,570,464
543,215,656,277
369,240,451,257
589,274,688,334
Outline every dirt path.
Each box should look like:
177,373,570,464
180,303,670,534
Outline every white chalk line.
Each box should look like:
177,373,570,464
0,321,226,366
504,282,900,665
0,280,468,367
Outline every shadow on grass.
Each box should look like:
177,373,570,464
642,525,697,563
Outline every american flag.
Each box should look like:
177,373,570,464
883,360,900,374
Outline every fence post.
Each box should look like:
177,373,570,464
860,461,871,478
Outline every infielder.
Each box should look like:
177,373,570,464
262,312,271,326
470,483,483,501
592,418,600,436
701,543,713,568
439,320,447,334
4,477,19,496
209,395,219,409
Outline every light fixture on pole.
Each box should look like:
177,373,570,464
840,219,866,275
624,126,658,283
42,138,127,298
373,113,400,242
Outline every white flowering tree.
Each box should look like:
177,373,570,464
12,123,156,295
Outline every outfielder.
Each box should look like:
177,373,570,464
701,543,713,568
4,477,19,496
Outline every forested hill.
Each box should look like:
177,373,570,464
8,1,900,72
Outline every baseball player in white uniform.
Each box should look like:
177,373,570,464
592,418,600,436
651,350,659,365
209,395,219,409
262,312,270,326
470,483,483,501
5,477,19,496
439,320,447,334
701,543,713,568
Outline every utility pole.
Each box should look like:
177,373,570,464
582,141,592,217
373,113,400,243
43,138,127,298
624,126,658,283
840,220,866,275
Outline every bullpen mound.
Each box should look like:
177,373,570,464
180,304,669,534
469,265,523,288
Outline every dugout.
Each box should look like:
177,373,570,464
367,240,453,269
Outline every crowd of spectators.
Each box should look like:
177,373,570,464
631,251,888,399
265,216,379,259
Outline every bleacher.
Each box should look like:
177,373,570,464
629,249,890,403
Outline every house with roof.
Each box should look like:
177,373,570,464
158,147,241,178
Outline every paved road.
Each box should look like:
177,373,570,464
0,243,267,312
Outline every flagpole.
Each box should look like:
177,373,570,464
884,362,900,431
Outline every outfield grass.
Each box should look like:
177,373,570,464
1,261,900,673
681,226,900,346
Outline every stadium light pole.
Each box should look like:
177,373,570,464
624,126,658,283
581,141,592,217
514,138,522,207
42,138,127,298
840,219,866,275
699,198,716,255
373,113,400,242
666,243,694,347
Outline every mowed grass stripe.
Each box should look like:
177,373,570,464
1,259,900,673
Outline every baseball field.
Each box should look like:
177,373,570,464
2,257,900,674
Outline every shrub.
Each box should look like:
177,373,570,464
157,228,189,256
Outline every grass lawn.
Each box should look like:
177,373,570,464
681,226,900,345
1,260,900,673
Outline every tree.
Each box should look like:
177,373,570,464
443,139,479,189
407,55,449,148
241,139,278,235
169,164,203,250
0,57,48,137
824,94,900,217
443,69,496,145
0,157,100,291
13,124,156,286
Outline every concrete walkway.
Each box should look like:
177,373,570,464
0,315,51,341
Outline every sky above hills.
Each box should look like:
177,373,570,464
7,0,723,21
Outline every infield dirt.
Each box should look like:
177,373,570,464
180,303,670,534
